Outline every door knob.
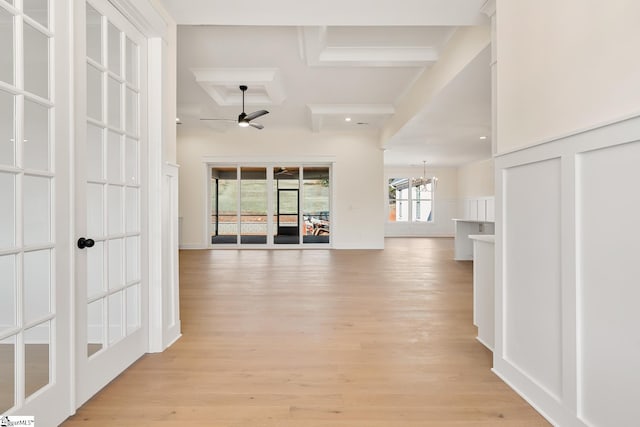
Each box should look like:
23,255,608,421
77,237,95,249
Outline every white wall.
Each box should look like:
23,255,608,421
497,0,640,153
457,158,493,198
384,165,457,237
457,158,494,220
177,126,384,249
494,1,640,426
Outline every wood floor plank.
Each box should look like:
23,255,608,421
63,238,550,426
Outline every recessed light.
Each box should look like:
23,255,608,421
345,117,352,122
479,136,487,140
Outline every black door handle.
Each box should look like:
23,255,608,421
77,237,95,249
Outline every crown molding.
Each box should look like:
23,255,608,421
108,0,169,39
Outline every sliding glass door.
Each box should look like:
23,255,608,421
303,167,330,244
274,167,299,245
209,164,331,247
240,167,267,244
211,167,237,244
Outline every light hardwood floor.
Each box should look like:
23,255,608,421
63,238,549,426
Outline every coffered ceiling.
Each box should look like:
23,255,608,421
164,0,492,167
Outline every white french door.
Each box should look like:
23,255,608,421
0,0,72,424
74,0,148,406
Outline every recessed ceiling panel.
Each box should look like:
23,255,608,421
299,26,455,67
191,68,286,106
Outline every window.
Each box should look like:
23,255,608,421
388,177,436,223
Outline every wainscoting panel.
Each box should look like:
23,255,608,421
495,115,640,427
503,158,563,399
577,140,640,426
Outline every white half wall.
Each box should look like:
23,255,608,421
384,165,457,237
177,126,384,249
495,115,640,427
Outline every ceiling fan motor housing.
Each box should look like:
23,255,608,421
200,85,267,129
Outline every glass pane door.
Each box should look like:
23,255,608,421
76,0,147,406
1,0,71,423
1,0,54,407
303,167,330,244
211,167,238,244
240,167,267,244
274,167,300,245
83,0,141,358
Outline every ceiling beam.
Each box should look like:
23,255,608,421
160,0,488,26
380,25,490,148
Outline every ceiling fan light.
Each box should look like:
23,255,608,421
238,120,250,128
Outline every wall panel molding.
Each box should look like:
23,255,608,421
494,115,640,427
503,157,562,400
576,140,640,426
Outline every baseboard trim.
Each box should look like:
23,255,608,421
384,234,454,238
475,336,494,352
164,331,182,350
491,367,558,427
179,244,207,250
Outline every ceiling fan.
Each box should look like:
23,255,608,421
275,167,293,176
200,85,269,129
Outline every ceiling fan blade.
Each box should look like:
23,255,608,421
244,110,269,122
249,122,264,130
200,118,236,122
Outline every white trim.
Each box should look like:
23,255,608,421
107,0,169,40
164,332,182,348
179,243,207,250
203,155,338,164
496,110,640,158
147,36,163,353
475,336,493,352
203,163,211,248
161,162,180,349
491,367,559,426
